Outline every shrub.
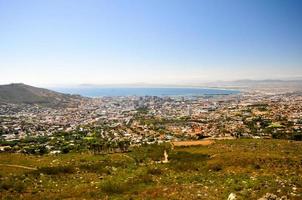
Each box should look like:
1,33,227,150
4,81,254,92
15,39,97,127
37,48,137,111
252,163,261,170
37,165,75,175
147,167,163,175
168,151,209,171
170,161,201,171
208,163,223,172
134,173,153,184
291,132,302,141
107,159,131,168
79,163,111,174
130,143,172,163
0,179,25,192
100,179,129,194
38,146,48,155
169,151,209,162
62,146,70,154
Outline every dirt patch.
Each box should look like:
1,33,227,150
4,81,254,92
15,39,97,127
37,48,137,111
172,140,214,147
0,164,37,170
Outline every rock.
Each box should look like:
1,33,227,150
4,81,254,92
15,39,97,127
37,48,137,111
227,193,237,200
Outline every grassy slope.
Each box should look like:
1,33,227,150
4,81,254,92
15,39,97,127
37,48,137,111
0,139,301,200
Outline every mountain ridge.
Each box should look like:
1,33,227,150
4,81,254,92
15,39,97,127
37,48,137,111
0,83,83,107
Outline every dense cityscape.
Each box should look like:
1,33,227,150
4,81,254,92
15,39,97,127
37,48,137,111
1,88,301,155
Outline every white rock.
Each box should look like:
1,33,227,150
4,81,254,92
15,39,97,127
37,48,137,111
227,193,237,200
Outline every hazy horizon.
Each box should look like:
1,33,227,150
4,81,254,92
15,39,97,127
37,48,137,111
3,77,302,89
1,0,302,86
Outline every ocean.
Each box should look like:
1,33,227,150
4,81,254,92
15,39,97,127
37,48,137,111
52,87,239,97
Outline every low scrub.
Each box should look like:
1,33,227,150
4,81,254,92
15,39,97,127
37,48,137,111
130,143,172,163
79,163,111,174
147,166,163,175
0,178,25,192
36,165,75,175
100,179,129,194
168,151,209,171
208,163,223,172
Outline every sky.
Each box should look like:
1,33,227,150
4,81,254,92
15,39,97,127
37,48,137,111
0,0,302,86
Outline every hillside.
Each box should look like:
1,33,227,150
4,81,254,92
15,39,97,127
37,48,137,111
0,83,83,107
0,139,301,199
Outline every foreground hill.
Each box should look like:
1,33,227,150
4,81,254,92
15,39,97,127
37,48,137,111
0,83,83,107
0,139,301,199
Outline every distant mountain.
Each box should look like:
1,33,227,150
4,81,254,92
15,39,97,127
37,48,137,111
200,79,302,93
203,79,302,87
0,83,84,107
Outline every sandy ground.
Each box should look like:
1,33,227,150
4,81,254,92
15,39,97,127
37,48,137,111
172,140,214,147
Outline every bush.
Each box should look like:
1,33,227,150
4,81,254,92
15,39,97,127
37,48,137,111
272,131,302,141
100,167,156,195
37,165,75,175
100,179,129,194
38,146,48,155
291,132,302,141
130,143,172,163
168,151,209,171
79,163,111,174
62,146,70,154
208,163,223,172
0,179,25,192
252,163,261,170
131,173,153,184
147,167,163,175
169,151,209,162
170,161,201,171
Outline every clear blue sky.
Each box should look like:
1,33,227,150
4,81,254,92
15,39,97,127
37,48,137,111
0,0,301,86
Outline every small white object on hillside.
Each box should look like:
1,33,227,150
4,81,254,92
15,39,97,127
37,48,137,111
227,193,237,200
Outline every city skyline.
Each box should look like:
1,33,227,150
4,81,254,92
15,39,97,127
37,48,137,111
1,0,302,86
